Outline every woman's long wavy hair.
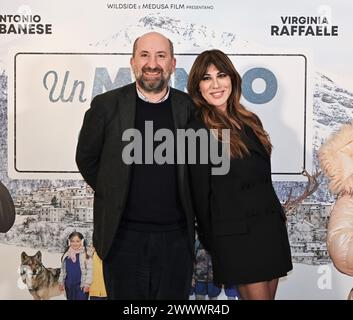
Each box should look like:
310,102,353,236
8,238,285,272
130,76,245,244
187,49,272,158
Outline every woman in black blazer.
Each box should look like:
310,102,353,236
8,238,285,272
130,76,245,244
187,50,292,300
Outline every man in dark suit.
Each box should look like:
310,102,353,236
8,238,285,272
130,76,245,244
76,32,195,299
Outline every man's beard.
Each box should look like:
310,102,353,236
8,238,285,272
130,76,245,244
135,66,172,93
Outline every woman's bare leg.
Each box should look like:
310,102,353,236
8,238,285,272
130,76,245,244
238,278,279,300
269,278,279,300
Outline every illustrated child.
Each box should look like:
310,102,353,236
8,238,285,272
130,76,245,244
58,231,92,300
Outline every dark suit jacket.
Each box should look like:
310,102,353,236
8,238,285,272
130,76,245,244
187,117,285,252
188,117,292,284
76,83,195,259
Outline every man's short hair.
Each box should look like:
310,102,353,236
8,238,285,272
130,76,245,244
132,36,174,57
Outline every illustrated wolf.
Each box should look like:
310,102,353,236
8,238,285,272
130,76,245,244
20,251,63,300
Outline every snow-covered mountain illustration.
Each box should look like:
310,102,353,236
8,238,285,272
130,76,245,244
89,13,241,51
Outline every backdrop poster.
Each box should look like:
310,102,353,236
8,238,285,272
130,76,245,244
1,0,353,299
